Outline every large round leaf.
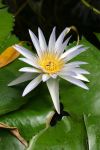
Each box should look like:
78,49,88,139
60,37,100,116
0,36,100,149
27,116,87,150
0,85,52,141
0,34,30,115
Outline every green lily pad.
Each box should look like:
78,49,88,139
27,116,87,150
60,36,100,116
0,34,29,115
0,85,52,141
0,35,100,149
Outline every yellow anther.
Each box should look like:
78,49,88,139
38,52,64,74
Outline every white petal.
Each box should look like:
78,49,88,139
29,29,42,57
63,61,88,68
8,73,34,86
60,45,88,62
55,27,70,53
19,58,39,68
72,68,90,74
42,74,50,82
60,61,88,74
58,71,76,77
22,75,42,96
57,36,72,56
60,75,89,90
60,65,77,72
38,27,47,51
48,27,56,51
19,67,41,73
13,45,34,60
59,64,89,82
47,78,60,114
73,74,89,82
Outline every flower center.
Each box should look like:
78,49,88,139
38,52,64,74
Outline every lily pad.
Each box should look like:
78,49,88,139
60,36,100,116
27,116,88,150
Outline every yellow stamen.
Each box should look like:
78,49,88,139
38,52,64,74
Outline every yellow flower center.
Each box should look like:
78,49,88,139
38,52,64,74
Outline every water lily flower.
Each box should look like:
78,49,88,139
8,27,89,114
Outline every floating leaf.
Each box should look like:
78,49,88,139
0,84,52,141
61,36,100,116
0,36,100,149
27,117,87,150
0,34,29,115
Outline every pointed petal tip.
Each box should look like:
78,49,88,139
22,89,29,96
86,87,89,90
83,85,89,90
13,44,23,51
8,83,12,86
85,79,90,83
8,82,15,87
54,102,60,114
52,26,56,33
13,44,18,49
38,27,44,35
22,92,26,97
19,68,22,72
83,62,88,65
54,103,60,115
15,44,20,47
87,72,90,74
53,26,56,31
56,108,60,114
18,58,22,60
28,29,33,36
84,77,90,82
28,29,31,33
38,27,41,31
